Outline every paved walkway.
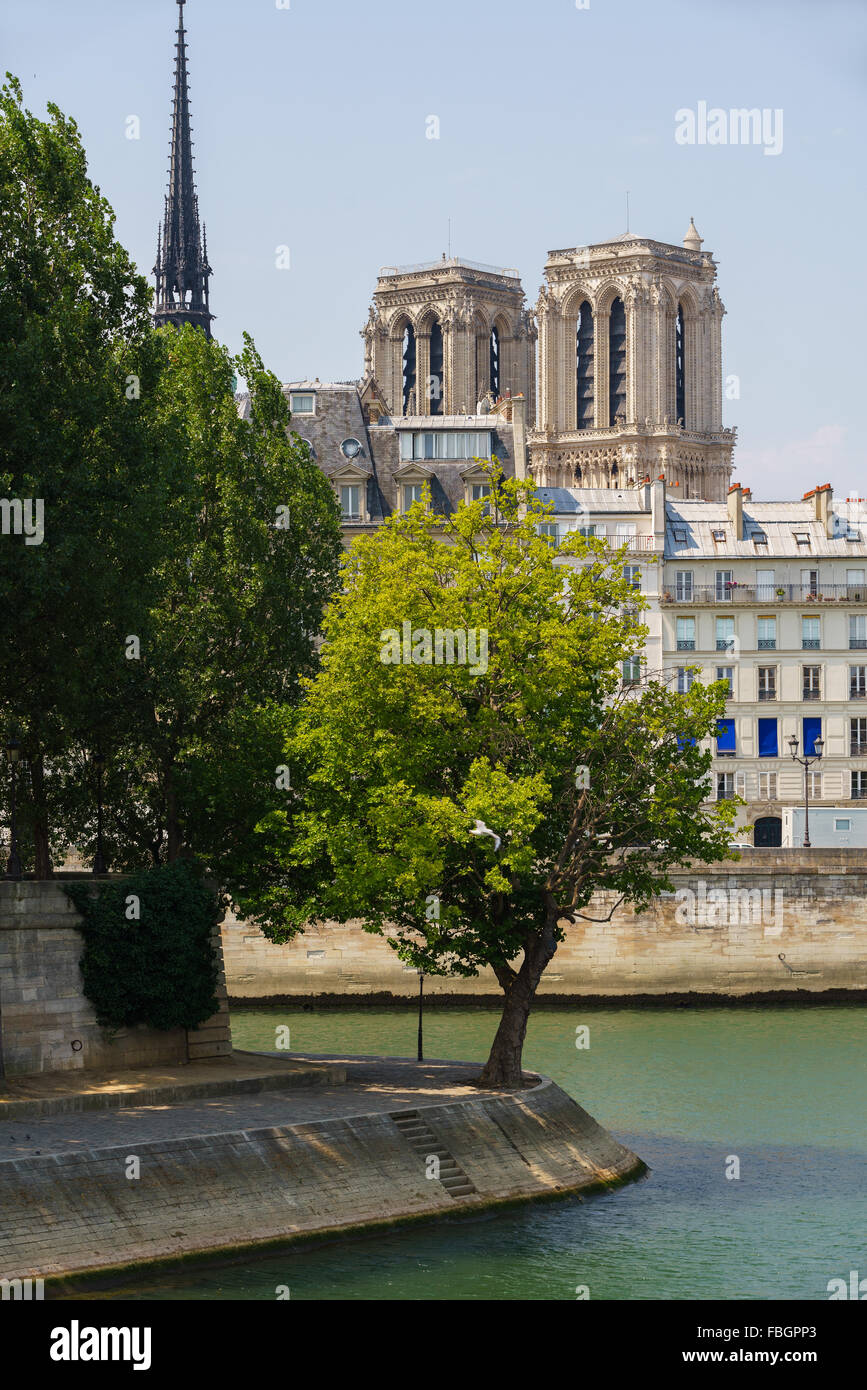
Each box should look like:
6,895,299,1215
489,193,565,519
0,1054,518,1159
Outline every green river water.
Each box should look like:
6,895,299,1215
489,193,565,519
121,1004,865,1301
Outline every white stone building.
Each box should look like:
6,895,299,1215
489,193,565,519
539,479,867,845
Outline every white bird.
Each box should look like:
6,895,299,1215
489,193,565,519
470,819,501,852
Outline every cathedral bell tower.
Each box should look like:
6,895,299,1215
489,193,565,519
361,257,536,419
530,221,735,502
153,0,214,337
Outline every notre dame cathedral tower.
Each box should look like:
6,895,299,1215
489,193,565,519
528,220,735,501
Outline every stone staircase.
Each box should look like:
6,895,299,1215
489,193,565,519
391,1108,477,1199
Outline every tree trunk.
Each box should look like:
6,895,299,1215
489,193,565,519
478,914,560,1089
164,763,183,863
30,754,52,879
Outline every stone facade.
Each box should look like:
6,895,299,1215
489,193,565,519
221,852,867,1000
529,225,734,500
362,257,536,419
0,881,231,1078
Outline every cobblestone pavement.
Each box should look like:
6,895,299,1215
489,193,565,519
0,1055,516,1159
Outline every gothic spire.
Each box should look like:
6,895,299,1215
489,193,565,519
153,0,213,336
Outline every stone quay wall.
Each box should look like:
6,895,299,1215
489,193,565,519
222,850,867,1001
0,880,231,1077
1,1076,643,1281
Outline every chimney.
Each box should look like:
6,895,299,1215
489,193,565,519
651,476,666,546
742,486,752,501
803,483,833,539
727,482,743,539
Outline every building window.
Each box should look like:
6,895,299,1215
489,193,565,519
675,304,686,425
835,817,851,831
403,483,425,512
622,654,642,685
715,617,735,653
717,772,735,801
677,667,695,694
846,569,866,599
758,717,778,757
715,570,733,601
801,568,819,598
808,770,823,800
339,484,361,521
399,431,492,462
673,526,688,543
759,771,777,800
608,297,626,425
752,531,768,546
290,393,315,414
803,716,822,757
712,528,726,543
801,616,820,650
757,666,777,701
851,718,867,756
850,615,867,650
716,718,736,757
428,320,444,415
850,665,867,699
802,666,821,700
538,522,559,545
793,531,811,547
623,565,641,592
489,324,500,400
755,569,775,601
402,324,416,414
716,666,734,697
757,617,776,650
576,301,594,430
676,617,696,651
675,570,693,601
852,771,867,799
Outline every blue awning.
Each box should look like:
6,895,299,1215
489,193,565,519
677,735,697,750
716,719,736,753
758,718,778,757
803,716,822,756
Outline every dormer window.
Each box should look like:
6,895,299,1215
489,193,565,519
403,483,425,512
340,485,362,522
794,531,811,546
290,393,315,415
672,527,688,543
711,528,726,543
752,531,768,545
341,438,363,459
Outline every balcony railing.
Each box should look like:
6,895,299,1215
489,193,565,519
661,584,867,604
802,689,821,700
851,785,867,799
851,741,867,756
758,689,777,701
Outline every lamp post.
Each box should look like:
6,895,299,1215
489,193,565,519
788,733,824,848
417,970,424,1062
4,737,22,881
92,749,107,875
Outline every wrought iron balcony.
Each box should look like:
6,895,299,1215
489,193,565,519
661,584,867,605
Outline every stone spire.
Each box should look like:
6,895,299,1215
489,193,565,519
153,0,213,336
683,217,703,253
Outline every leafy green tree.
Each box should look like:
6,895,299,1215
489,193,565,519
234,470,736,1087
0,74,167,874
57,326,343,873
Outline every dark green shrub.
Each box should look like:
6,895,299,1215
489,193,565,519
65,861,221,1032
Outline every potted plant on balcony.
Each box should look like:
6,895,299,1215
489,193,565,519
775,587,785,598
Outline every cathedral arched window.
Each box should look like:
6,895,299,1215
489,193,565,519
608,297,626,426
402,324,416,415
576,301,594,429
428,320,444,416
489,325,500,400
675,304,686,426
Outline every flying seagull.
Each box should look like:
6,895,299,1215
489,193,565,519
470,819,501,852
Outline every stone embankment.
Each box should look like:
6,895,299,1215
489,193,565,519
222,850,867,1000
0,1055,644,1283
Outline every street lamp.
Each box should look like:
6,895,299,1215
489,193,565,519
91,749,107,875
417,969,424,1062
788,733,824,848
4,737,22,881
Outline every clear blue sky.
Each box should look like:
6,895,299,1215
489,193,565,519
4,0,866,500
